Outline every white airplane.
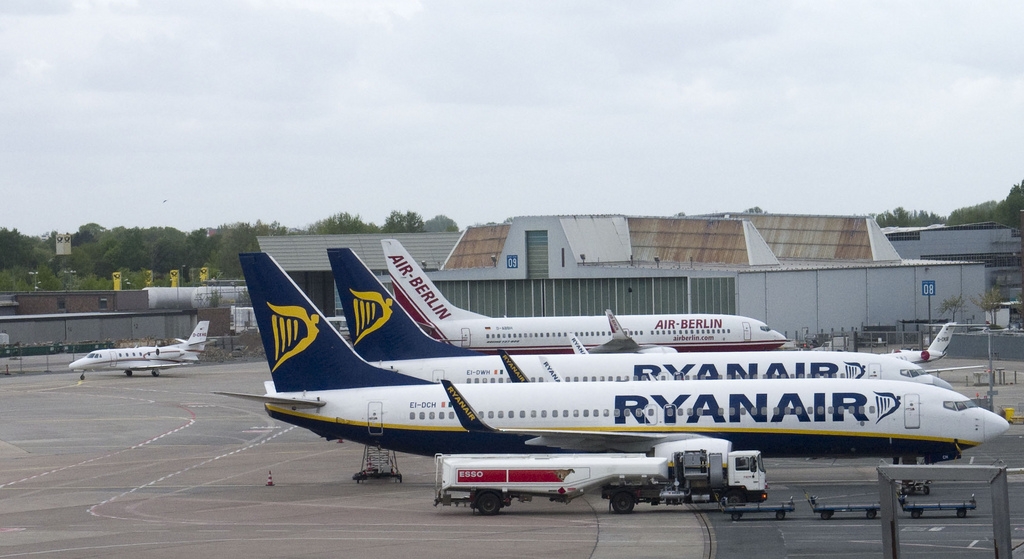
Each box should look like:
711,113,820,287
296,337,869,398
69,321,209,380
221,252,1008,465
329,247,953,390
891,322,956,363
381,239,787,354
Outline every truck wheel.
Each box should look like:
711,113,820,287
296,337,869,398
911,509,922,519
475,491,502,516
722,489,746,505
775,511,786,520
956,508,967,518
922,486,930,495
609,492,635,514
731,512,742,521
821,511,833,520
866,509,877,519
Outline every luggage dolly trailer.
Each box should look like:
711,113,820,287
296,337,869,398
805,493,879,520
899,494,977,518
720,497,795,521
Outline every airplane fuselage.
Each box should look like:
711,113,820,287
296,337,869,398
263,378,1002,461
362,349,951,388
413,314,787,354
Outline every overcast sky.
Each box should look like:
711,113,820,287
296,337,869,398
2,1,1023,236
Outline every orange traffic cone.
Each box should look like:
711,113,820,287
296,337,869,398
266,471,274,486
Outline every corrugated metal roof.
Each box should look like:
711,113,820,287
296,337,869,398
742,215,876,260
627,217,752,265
445,225,510,269
257,233,462,272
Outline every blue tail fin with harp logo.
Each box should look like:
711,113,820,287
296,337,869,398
239,252,430,392
327,247,482,362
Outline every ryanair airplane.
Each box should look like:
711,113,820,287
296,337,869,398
222,253,1009,464
329,247,953,390
381,239,787,354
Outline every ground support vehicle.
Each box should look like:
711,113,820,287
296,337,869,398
352,445,402,483
805,494,879,519
899,479,931,495
899,494,977,518
434,448,767,516
720,497,795,520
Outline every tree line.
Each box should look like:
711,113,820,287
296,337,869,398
0,211,457,292
2,177,1022,293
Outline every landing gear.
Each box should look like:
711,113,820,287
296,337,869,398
125,370,133,377
151,370,160,377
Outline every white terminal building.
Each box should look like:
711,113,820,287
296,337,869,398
258,213,1009,343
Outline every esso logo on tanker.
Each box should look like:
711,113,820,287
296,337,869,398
456,469,504,482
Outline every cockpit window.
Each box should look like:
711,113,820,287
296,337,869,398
760,325,772,332
900,369,924,378
943,400,978,411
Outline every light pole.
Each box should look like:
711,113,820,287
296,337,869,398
28,271,38,291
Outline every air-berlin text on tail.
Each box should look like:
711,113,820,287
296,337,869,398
388,255,451,320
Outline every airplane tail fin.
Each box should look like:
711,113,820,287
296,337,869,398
184,321,210,351
925,322,956,358
381,239,485,336
327,248,481,362
239,252,430,392
605,310,629,340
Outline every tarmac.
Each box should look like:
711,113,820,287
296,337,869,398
0,352,1021,559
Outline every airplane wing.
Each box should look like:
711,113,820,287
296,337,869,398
924,365,985,374
586,310,677,354
215,391,327,409
439,380,713,452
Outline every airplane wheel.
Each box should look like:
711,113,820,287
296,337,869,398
609,491,635,514
475,491,502,516
80,373,85,380
125,371,133,377
152,370,159,377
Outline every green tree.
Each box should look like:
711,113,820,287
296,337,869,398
382,211,424,233
873,207,946,227
212,221,288,279
947,201,998,226
307,212,380,234
970,287,1004,326
938,294,967,322
0,228,39,269
995,178,1024,227
423,214,459,232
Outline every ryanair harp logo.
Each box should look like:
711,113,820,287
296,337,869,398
349,289,393,345
874,391,902,424
267,303,320,372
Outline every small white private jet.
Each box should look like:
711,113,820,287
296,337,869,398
69,321,209,380
891,322,956,363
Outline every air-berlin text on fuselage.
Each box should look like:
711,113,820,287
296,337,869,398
654,318,724,330
613,390,899,425
632,360,866,380
389,255,451,320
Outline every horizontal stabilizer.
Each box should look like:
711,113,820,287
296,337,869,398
215,391,326,409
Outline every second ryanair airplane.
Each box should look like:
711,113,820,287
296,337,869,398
223,252,1008,464
382,239,787,354
330,247,953,390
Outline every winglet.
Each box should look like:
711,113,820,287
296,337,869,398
498,350,531,382
440,380,493,431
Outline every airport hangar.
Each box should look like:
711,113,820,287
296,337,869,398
257,213,989,343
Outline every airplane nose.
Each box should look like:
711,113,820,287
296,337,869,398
984,409,1010,442
931,377,954,390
